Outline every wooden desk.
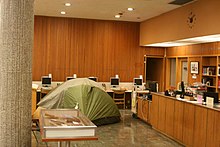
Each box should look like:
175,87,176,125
136,90,151,123
32,87,53,115
41,87,53,98
106,90,132,109
136,90,150,97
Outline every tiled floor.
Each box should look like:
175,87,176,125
32,110,184,147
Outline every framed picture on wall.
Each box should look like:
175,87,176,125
190,61,199,74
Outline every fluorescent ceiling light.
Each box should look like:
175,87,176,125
61,11,66,15
145,34,220,47
65,3,71,6
181,34,220,43
145,42,190,47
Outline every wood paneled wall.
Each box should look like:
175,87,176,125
165,42,220,89
33,16,164,82
140,0,220,45
166,42,220,57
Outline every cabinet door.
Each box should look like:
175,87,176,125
137,99,143,120
193,106,207,147
173,100,184,142
137,98,142,119
182,103,195,146
206,109,220,147
157,95,166,132
165,98,175,137
151,94,159,128
143,100,149,122
137,98,148,122
148,101,152,124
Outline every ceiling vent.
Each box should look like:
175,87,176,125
169,0,194,5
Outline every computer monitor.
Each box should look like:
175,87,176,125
110,77,119,88
203,92,219,103
133,78,143,88
66,77,74,81
88,77,98,82
41,76,52,87
147,81,158,92
180,81,185,98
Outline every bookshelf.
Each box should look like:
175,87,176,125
202,56,217,92
218,56,220,93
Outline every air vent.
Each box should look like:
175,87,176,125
169,0,194,5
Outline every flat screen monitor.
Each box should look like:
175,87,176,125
41,76,52,87
66,77,74,81
203,92,219,103
88,77,98,82
147,81,158,92
133,78,143,87
110,77,119,88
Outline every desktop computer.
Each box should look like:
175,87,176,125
147,81,158,92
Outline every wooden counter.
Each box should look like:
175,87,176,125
150,92,220,147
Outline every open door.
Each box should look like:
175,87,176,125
144,56,165,92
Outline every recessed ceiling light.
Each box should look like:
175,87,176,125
65,3,71,6
127,8,134,11
115,15,121,18
61,11,66,15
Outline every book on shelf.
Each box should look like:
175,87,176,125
203,67,208,75
209,67,216,75
218,79,220,88
218,66,220,76
202,77,215,87
203,67,216,75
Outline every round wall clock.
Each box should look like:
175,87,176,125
187,11,196,29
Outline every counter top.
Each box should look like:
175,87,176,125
105,89,132,93
151,92,220,112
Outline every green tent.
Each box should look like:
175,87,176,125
37,78,121,126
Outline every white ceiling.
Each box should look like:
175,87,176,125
34,0,185,22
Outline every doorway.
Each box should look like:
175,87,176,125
181,61,188,83
145,56,165,92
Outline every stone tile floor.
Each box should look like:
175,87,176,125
32,110,184,147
